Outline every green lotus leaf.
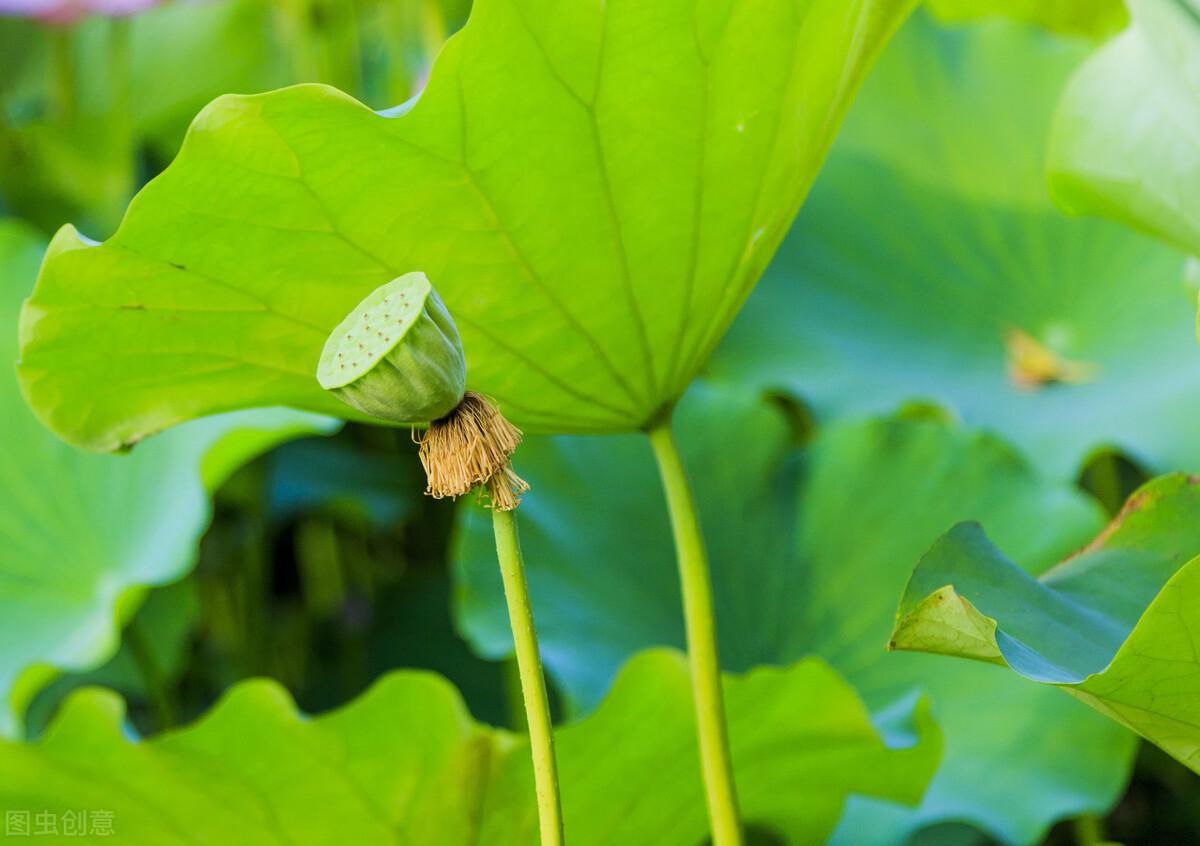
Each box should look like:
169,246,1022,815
709,11,1196,480
1048,0,1200,257
0,649,939,845
892,473,1200,774
925,0,1127,37
452,385,1135,844
0,221,335,738
17,0,914,452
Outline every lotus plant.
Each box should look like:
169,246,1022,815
315,272,563,844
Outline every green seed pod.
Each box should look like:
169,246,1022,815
316,272,466,423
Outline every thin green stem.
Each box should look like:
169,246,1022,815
647,416,743,846
492,508,564,846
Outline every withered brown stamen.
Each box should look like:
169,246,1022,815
414,391,529,511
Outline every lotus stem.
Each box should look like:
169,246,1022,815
647,414,743,846
493,507,565,846
417,393,562,844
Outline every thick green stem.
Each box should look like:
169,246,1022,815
647,417,743,846
492,508,564,846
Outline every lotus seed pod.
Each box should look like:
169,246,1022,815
316,272,466,423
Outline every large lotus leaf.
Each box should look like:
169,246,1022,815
0,649,939,845
453,385,1135,844
924,0,1127,37
1048,0,1200,258
17,0,915,451
0,221,334,737
892,473,1200,773
709,11,1196,480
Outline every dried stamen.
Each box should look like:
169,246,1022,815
415,391,529,511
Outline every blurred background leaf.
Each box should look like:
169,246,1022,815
709,11,1198,482
1049,0,1200,258
0,0,461,236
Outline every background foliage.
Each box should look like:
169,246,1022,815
3,1,1200,844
